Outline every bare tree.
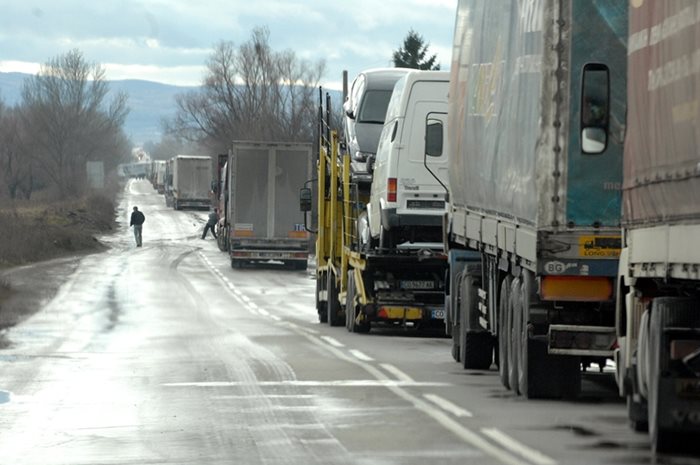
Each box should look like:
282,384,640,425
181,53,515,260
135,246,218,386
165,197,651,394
0,101,34,200
143,134,202,161
166,27,325,152
20,49,130,198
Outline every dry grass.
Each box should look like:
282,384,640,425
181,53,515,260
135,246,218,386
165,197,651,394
0,193,117,268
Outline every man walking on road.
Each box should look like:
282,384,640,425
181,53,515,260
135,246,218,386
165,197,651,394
130,206,145,247
202,208,218,239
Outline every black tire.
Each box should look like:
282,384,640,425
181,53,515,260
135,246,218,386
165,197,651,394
518,271,581,399
627,395,649,433
231,258,241,269
294,261,307,271
327,271,343,327
508,276,521,394
647,297,700,454
346,272,356,332
498,276,512,389
316,273,328,323
459,274,493,370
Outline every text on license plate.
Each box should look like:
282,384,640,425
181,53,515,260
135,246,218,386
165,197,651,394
400,280,435,290
431,309,445,319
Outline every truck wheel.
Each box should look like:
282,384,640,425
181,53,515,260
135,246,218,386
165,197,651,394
498,276,512,389
459,275,493,370
346,272,356,332
627,394,648,432
518,271,581,399
316,274,328,323
647,296,700,454
231,258,242,269
508,276,521,394
294,261,307,271
327,271,343,327
449,295,460,362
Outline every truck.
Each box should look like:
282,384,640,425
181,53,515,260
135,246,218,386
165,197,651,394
222,141,311,269
214,153,229,252
164,158,174,207
171,155,213,210
439,0,628,398
615,1,700,454
151,160,167,194
302,91,446,330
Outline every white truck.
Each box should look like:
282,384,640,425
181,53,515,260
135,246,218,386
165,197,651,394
222,141,311,269
171,155,213,210
440,0,628,398
616,1,700,454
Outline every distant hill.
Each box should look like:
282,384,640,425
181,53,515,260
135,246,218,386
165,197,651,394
0,72,343,146
0,72,197,145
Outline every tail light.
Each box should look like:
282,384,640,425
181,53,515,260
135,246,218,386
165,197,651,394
388,178,397,202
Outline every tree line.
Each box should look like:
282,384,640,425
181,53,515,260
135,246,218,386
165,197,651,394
0,50,131,200
0,27,439,200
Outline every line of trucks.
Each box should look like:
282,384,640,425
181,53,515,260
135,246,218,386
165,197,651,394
149,145,313,270
303,0,700,455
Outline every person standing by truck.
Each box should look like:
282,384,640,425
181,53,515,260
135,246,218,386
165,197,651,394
130,206,145,247
201,208,218,239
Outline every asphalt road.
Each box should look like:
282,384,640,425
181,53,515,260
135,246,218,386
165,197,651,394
0,180,696,465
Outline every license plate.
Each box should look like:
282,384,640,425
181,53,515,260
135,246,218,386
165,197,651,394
407,200,445,209
431,309,445,319
400,280,435,290
677,379,700,399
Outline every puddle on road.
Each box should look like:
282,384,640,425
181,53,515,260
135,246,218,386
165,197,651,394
0,390,11,404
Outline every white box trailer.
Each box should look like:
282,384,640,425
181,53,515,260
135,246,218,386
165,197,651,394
172,155,212,210
223,141,311,269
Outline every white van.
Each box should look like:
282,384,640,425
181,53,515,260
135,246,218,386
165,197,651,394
343,68,411,179
366,70,449,247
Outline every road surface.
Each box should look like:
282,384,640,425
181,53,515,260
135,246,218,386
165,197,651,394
0,180,694,465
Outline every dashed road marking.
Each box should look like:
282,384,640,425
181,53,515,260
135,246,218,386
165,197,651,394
320,336,344,348
349,349,373,362
481,428,557,465
380,363,414,383
423,393,473,418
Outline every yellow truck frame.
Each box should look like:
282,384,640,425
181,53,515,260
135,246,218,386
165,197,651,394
311,93,447,332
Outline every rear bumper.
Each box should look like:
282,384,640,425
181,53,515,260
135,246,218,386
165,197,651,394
381,208,443,229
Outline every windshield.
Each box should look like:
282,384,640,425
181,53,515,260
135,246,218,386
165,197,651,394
357,89,393,124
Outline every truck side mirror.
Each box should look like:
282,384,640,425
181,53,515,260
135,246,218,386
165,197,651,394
299,187,312,212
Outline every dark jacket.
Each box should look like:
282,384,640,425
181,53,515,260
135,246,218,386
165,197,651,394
130,210,145,226
207,211,219,226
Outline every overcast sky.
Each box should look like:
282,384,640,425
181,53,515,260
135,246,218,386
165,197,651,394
0,0,458,90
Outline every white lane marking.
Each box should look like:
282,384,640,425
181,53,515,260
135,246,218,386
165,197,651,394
481,428,557,465
241,295,251,303
163,380,450,387
320,336,345,348
423,394,473,418
270,315,282,321
286,322,319,335
248,302,259,309
258,308,270,317
293,332,525,465
349,349,374,362
379,363,415,383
